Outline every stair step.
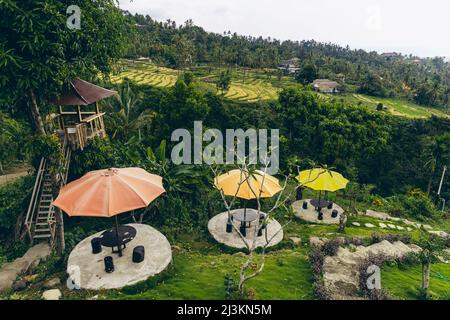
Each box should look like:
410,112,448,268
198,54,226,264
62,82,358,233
36,222,49,226
33,234,51,239
35,228,51,232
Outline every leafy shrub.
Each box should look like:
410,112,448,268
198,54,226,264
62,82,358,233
26,134,62,170
309,247,325,281
386,191,437,220
358,253,392,300
224,274,240,300
370,233,412,245
322,239,341,256
0,176,34,242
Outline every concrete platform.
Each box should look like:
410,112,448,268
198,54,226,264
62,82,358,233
208,209,284,250
292,199,344,225
67,223,172,290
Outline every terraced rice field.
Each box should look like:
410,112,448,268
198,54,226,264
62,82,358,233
332,94,449,119
110,63,178,88
111,61,287,103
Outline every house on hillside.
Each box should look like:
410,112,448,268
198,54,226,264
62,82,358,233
278,58,300,75
312,79,340,94
381,52,400,59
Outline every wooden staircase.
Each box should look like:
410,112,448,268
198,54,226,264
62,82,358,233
24,139,71,245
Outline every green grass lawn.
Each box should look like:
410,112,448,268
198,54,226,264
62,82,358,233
112,248,314,300
382,262,450,300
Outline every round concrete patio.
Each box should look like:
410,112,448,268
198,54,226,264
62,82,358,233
292,199,344,225
208,209,284,249
67,223,172,290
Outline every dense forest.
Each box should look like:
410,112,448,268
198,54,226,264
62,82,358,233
124,13,449,109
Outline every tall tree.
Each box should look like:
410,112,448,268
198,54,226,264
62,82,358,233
0,0,131,133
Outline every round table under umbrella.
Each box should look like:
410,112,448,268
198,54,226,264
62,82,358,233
53,167,166,256
214,169,282,226
296,168,349,213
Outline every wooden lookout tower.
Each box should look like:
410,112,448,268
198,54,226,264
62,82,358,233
24,79,117,246
49,78,117,150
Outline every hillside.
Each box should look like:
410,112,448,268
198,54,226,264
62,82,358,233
111,60,448,118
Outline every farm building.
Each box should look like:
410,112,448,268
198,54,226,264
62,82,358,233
278,58,300,75
312,79,340,94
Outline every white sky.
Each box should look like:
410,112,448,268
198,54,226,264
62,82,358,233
118,0,449,58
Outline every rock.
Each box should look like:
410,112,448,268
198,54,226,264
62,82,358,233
0,244,50,293
323,240,421,300
406,227,413,232
352,222,361,227
388,224,397,229
42,278,61,289
379,223,387,229
402,219,415,226
423,225,433,230
12,280,27,292
309,237,326,247
23,274,39,283
365,210,391,220
396,226,405,231
428,230,449,239
42,289,62,301
289,237,302,245
364,223,376,228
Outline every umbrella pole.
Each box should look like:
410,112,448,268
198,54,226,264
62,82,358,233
115,216,122,257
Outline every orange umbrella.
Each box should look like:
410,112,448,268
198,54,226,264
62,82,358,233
53,167,165,257
53,167,165,217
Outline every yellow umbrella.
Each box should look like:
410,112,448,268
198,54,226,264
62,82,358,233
214,169,282,200
296,168,349,192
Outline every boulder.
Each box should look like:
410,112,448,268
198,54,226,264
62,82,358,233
289,237,302,245
42,278,61,290
423,225,433,230
396,226,405,231
0,244,50,293
428,230,449,239
42,289,62,301
364,223,376,228
352,222,361,227
309,237,326,247
365,210,391,220
379,223,387,229
388,224,397,229
11,280,27,292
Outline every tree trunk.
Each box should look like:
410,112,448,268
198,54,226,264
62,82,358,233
29,90,46,135
421,262,426,290
55,206,65,254
426,176,433,195
425,260,431,290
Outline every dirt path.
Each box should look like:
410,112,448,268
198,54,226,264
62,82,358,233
0,164,32,187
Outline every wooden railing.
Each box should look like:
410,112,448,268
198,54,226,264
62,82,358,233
24,158,47,240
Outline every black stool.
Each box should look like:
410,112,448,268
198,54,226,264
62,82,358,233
331,210,339,218
91,237,102,254
132,246,145,263
226,219,233,233
327,202,333,210
318,211,324,221
240,223,247,237
302,201,308,210
104,256,114,273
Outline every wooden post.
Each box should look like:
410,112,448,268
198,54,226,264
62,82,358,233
77,105,82,123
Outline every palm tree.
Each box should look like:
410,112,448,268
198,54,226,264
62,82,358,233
417,233,448,298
